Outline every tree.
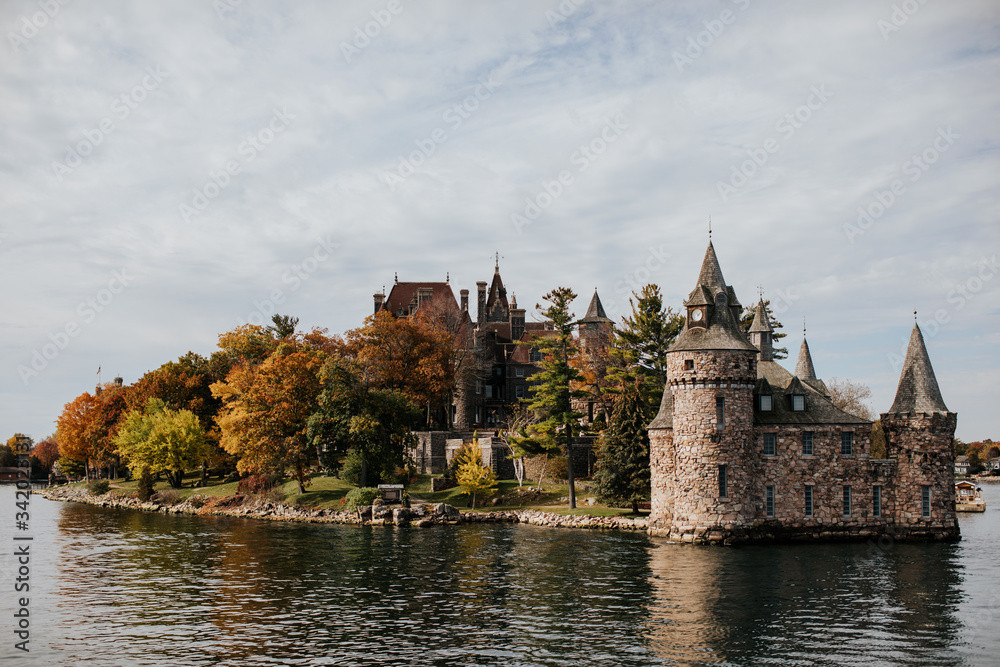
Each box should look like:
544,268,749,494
343,310,455,426
306,359,421,487
825,378,875,421
213,341,327,493
518,287,586,509
56,391,102,480
114,398,212,488
31,437,60,476
267,314,299,339
607,284,684,409
593,381,651,514
740,299,788,359
454,439,497,508
496,404,536,487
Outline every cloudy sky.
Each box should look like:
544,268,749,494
2,0,997,443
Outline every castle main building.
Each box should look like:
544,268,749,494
648,241,959,544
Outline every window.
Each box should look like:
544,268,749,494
921,485,931,517
685,359,694,371
766,485,775,517
792,394,805,411
716,397,725,431
485,385,493,399
841,432,853,456
515,385,525,399
494,367,502,376
873,485,882,518
763,433,776,456
804,486,813,517
531,349,542,362
759,394,772,411
718,465,728,498
476,379,482,395
842,485,851,517
515,367,524,378
802,431,814,456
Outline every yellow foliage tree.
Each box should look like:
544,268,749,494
454,439,497,508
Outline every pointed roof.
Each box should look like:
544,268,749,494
579,290,612,324
748,300,773,333
795,338,817,380
696,241,726,293
485,263,509,315
889,324,949,413
648,385,674,429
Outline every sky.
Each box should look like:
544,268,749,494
1,0,998,444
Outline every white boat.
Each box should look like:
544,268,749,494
955,480,986,512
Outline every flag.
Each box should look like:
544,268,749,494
96,366,101,375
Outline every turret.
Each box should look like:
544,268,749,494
880,322,959,541
748,299,773,362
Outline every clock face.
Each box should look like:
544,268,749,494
692,309,703,322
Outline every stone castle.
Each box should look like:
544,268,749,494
648,241,959,544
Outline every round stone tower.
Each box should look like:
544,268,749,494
648,241,760,544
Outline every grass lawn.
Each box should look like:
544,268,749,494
72,471,644,517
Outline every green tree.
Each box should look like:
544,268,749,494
740,299,788,359
267,314,299,339
608,284,684,408
593,381,651,513
306,359,421,487
114,398,212,489
519,287,586,509
454,439,497,508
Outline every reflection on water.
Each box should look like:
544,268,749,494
1,485,997,666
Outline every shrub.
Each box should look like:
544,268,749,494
342,487,380,511
262,487,285,503
152,489,182,505
237,474,275,495
87,479,110,496
137,467,155,502
187,494,209,508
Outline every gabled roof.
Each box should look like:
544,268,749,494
748,300,773,333
579,290,612,324
795,338,817,380
755,371,870,425
888,324,949,413
379,282,459,317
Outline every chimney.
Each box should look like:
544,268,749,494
374,291,385,315
460,289,469,312
477,281,488,324
511,307,525,341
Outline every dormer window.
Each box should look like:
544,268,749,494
792,394,805,411
759,394,773,411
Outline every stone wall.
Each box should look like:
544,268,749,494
881,411,959,541
651,349,759,543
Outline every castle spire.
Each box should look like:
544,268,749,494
889,323,949,413
579,289,611,324
748,298,773,362
795,337,817,380
696,240,727,294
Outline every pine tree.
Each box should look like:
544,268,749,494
607,284,684,409
519,287,586,509
593,381,651,514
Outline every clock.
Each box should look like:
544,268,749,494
692,309,703,322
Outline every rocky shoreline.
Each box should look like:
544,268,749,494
37,486,648,532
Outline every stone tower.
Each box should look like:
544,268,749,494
880,323,959,541
648,242,760,543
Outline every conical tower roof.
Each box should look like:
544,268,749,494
748,300,773,333
795,338,817,380
696,241,727,293
579,290,612,324
888,324,949,413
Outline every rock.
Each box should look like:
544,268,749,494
356,505,373,522
392,508,410,526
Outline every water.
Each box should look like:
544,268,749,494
2,485,998,666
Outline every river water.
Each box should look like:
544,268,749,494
1,484,998,666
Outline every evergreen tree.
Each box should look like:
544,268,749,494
593,381,651,514
608,284,684,409
519,287,586,509
740,299,788,359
